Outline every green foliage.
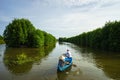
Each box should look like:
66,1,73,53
27,29,45,47
0,35,5,44
44,31,56,46
59,21,120,52
3,18,56,47
101,21,120,51
59,37,67,42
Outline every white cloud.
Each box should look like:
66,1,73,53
39,12,104,37
0,0,120,37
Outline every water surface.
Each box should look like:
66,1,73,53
0,43,120,80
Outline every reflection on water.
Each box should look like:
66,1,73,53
57,65,82,80
3,45,55,75
91,51,120,80
72,45,120,80
0,42,120,80
59,42,111,80
57,66,72,80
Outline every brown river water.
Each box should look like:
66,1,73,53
0,42,120,80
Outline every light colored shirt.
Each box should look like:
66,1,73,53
66,51,72,57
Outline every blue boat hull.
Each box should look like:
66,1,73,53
57,58,72,71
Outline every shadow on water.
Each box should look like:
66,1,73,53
3,45,55,75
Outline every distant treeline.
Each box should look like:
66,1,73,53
3,18,56,48
0,35,5,44
59,21,120,52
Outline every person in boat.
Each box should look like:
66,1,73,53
65,49,72,63
59,54,66,67
58,49,72,66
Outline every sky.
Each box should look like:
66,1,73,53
0,0,120,38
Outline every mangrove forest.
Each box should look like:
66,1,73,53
59,21,120,52
3,18,56,48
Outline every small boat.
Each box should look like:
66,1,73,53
57,57,72,72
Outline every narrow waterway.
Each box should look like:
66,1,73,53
0,42,120,80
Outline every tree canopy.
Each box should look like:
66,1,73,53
59,21,120,52
3,18,56,48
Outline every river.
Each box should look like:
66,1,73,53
0,42,120,80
